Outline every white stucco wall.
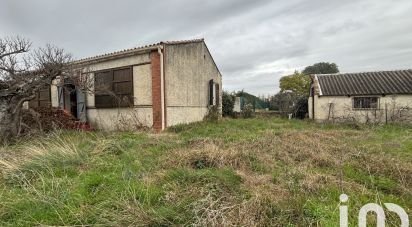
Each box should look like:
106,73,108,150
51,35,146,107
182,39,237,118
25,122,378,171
84,53,154,130
310,94,412,123
165,42,222,126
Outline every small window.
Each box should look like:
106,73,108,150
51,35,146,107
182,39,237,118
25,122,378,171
353,97,379,109
94,67,133,108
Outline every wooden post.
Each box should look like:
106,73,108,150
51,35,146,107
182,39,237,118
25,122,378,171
385,103,388,124
328,103,333,121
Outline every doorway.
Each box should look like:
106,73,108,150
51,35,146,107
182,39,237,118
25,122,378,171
58,83,87,122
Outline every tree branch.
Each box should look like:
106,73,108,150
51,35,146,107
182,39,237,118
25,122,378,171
0,48,27,59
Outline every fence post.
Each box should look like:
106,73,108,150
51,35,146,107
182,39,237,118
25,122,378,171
385,103,388,124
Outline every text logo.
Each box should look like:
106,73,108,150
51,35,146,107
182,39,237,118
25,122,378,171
339,194,409,227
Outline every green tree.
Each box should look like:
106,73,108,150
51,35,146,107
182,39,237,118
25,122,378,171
302,62,339,75
279,71,311,97
269,92,296,114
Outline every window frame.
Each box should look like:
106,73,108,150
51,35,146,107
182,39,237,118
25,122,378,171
352,96,380,110
94,66,134,109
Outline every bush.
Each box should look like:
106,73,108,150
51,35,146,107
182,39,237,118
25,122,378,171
222,91,235,117
241,103,254,118
21,107,79,135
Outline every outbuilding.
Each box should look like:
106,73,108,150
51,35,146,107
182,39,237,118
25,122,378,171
28,39,222,131
308,70,412,123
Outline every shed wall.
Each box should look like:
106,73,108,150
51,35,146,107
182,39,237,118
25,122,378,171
164,42,222,126
84,53,153,130
310,95,412,123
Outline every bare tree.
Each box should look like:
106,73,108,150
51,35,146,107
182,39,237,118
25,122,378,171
0,36,71,143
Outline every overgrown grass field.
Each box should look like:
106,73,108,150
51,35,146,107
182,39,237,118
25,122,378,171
0,117,411,226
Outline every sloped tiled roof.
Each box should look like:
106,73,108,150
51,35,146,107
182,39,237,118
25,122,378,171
72,38,204,65
316,70,412,96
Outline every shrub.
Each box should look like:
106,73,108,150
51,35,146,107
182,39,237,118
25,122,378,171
21,107,78,135
241,104,254,118
222,91,235,117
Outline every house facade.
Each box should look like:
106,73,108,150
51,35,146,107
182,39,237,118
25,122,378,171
29,39,222,131
309,70,412,123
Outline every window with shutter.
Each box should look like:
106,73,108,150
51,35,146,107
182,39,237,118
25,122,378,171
29,86,51,108
209,79,214,106
215,83,220,106
208,79,220,107
94,67,133,108
113,68,133,107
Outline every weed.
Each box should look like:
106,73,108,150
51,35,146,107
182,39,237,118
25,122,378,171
0,117,411,226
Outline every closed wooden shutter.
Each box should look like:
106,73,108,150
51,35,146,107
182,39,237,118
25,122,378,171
209,79,214,106
29,85,51,108
95,67,133,108
113,68,133,107
77,88,87,122
215,83,220,106
95,70,114,108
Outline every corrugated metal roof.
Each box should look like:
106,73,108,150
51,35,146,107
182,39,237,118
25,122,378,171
72,38,204,65
316,70,412,96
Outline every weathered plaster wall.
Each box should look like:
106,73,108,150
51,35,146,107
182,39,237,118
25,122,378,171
310,94,412,123
308,96,313,119
50,79,59,108
84,53,153,130
133,64,152,106
87,107,153,130
165,42,222,126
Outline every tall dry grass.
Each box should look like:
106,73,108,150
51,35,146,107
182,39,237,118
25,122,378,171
0,132,83,173
160,128,412,226
1,120,410,226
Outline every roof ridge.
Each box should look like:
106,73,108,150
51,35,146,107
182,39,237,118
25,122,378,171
162,38,204,45
316,69,412,77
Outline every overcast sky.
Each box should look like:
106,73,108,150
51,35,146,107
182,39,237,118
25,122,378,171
1,0,411,95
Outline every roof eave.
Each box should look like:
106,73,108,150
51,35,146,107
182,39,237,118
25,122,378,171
70,44,162,67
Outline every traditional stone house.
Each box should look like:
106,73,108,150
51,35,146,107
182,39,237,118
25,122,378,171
28,39,222,131
309,70,412,123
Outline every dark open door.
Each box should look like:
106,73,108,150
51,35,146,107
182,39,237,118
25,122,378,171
76,89,87,122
